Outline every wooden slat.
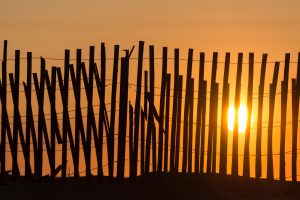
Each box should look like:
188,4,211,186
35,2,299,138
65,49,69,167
219,53,230,174
243,53,254,178
140,109,146,175
11,50,21,177
188,78,194,173
280,53,290,181
291,79,299,182
132,41,144,178
129,103,134,178
231,53,243,176
255,54,268,179
174,75,183,172
158,47,168,172
117,56,129,179
200,81,207,174
195,52,205,174
145,45,155,174
170,49,179,172
164,74,171,171
207,52,218,174
182,49,193,173
108,45,119,177
267,62,279,181
212,83,219,174
0,40,7,177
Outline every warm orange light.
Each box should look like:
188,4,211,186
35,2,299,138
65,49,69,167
228,105,248,132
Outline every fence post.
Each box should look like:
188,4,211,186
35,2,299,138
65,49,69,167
117,56,129,179
212,83,219,174
219,53,230,175
280,53,290,181
0,40,8,177
141,70,148,175
108,45,119,178
243,53,254,178
195,52,205,174
255,54,267,179
207,52,218,174
132,41,144,178
164,74,171,172
145,45,156,174
140,109,146,175
33,57,46,177
129,103,134,178
174,75,183,172
200,81,207,174
267,62,279,181
291,79,299,182
231,53,243,176
24,52,35,178
158,47,168,173
61,50,70,180
188,79,194,173
182,49,193,173
170,49,179,172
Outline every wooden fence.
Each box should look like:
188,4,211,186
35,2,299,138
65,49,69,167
0,40,299,182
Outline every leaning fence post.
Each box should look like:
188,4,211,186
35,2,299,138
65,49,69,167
207,52,218,174
280,53,290,181
108,45,119,178
195,52,205,174
117,56,129,179
200,81,207,174
188,78,194,173
158,47,168,173
219,53,230,175
231,53,243,176
11,50,21,177
132,41,144,178
61,50,70,180
0,40,8,177
170,49,179,172
145,45,156,174
267,62,279,181
182,49,193,173
25,52,35,178
243,53,254,178
255,54,267,179
164,74,171,172
175,75,183,172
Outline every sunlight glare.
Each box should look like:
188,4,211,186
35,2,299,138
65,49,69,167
228,105,248,132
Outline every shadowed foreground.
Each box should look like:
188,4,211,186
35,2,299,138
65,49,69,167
1,174,300,200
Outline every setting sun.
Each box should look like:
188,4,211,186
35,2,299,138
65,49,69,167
228,105,248,132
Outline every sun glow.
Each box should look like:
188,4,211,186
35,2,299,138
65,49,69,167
228,105,248,132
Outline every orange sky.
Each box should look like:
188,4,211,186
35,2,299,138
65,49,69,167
1,0,300,57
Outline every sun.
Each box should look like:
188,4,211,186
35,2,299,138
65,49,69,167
228,105,248,132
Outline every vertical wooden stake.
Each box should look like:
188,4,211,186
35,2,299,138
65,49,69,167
219,53,230,175
207,52,218,174
117,56,129,179
175,75,183,172
170,49,179,172
255,54,267,179
267,62,279,181
280,53,290,181
164,74,171,171
182,49,193,173
232,53,243,176
243,53,254,178
108,45,119,178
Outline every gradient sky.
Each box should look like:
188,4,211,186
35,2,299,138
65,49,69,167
1,0,300,57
